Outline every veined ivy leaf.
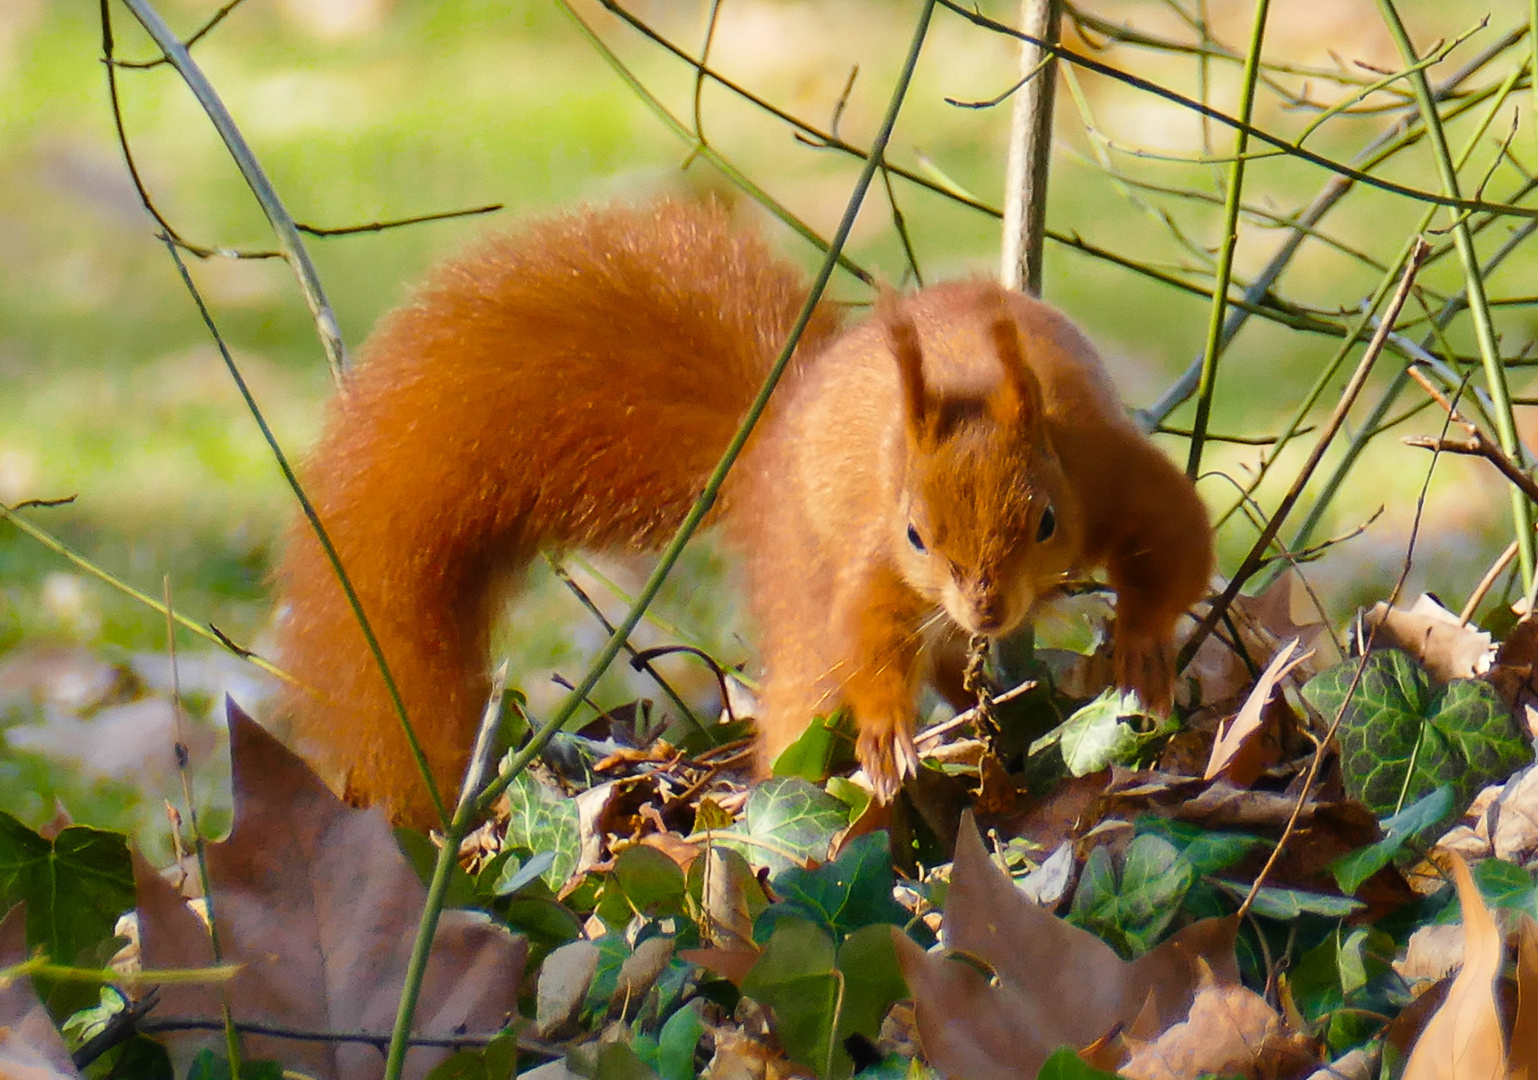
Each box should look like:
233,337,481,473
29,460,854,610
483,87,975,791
1068,835,1192,957
757,832,907,944
741,916,907,1080
502,771,580,890
1301,649,1531,816
718,778,847,876
1331,786,1453,896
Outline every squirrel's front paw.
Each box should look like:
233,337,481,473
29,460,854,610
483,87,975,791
1114,631,1175,714
856,718,918,804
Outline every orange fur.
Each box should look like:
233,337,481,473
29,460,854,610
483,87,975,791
271,201,1212,825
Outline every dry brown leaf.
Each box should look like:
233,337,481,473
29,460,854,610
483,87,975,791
892,812,1239,1080
1490,615,1538,718
1364,594,1495,682
0,904,79,1080
536,941,600,1039
697,847,758,950
1205,638,1311,785
1120,963,1317,1080
136,703,526,1080
1185,572,1338,711
1400,852,1507,1080
1511,915,1538,1080
614,936,673,1013
1489,767,1538,867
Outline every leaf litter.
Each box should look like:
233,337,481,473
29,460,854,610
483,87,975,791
11,566,1538,1079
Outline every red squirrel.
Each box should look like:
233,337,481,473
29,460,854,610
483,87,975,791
271,200,1212,826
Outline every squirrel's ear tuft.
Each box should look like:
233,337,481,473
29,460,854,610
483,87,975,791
988,301,1042,431
882,289,932,444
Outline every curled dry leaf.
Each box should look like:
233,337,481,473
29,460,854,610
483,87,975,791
1205,638,1311,785
1185,572,1338,712
1363,594,1495,682
1400,852,1506,1080
892,811,1239,1080
136,703,526,1080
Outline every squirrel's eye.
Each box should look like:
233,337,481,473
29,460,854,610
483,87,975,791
906,523,927,553
1036,503,1056,543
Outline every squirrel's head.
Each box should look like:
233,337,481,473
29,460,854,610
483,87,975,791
884,289,1082,638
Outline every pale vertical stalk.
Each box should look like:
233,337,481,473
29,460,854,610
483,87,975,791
1184,0,1271,478
118,0,350,383
1377,0,1533,589
1000,0,1061,294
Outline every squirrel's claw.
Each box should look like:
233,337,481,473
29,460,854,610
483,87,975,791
1114,630,1175,715
856,720,919,804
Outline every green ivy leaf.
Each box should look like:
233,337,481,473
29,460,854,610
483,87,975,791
596,845,687,927
1029,689,1162,776
0,812,134,1015
771,710,857,783
1069,836,1192,957
1134,818,1263,876
653,1004,707,1080
1331,786,1453,896
1434,858,1538,922
185,1049,284,1080
1212,880,1364,919
740,916,907,1080
723,778,848,876
502,771,580,889
1301,650,1530,815
592,1040,660,1080
760,832,907,945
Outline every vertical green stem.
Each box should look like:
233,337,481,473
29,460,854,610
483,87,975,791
1185,0,1271,478
1378,0,1532,590
118,0,350,382
382,4,939,1078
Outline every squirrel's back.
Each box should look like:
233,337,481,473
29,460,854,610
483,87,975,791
272,201,840,825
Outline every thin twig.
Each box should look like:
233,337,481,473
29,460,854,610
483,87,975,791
1179,239,1430,671
1460,539,1519,624
1239,364,1453,917
543,553,705,738
913,679,1039,748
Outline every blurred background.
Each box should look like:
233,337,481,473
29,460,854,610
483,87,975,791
2,0,1534,838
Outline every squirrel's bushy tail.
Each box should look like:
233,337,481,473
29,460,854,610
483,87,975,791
271,201,838,825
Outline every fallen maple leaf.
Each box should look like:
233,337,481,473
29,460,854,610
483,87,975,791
893,811,1239,1079
0,904,80,1080
136,702,526,1080
1400,852,1506,1080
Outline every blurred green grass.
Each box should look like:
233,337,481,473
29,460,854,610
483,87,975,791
3,0,1536,833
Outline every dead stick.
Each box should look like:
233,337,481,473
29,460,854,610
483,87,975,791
1404,364,1538,504
1000,0,1061,295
